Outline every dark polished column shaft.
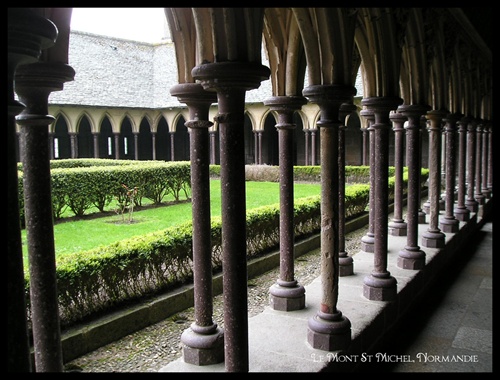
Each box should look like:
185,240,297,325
339,103,357,276
465,120,479,212
474,122,485,205
362,97,402,297
481,123,491,198
397,104,429,270
8,8,57,373
388,111,408,236
440,113,460,233
264,96,307,311
421,110,446,249
16,61,75,372
454,117,471,221
170,83,224,366
303,84,356,351
192,62,270,372
360,109,375,252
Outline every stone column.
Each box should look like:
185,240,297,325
264,96,307,310
192,61,270,372
8,8,57,373
397,104,429,270
465,119,479,212
481,123,491,198
16,61,74,372
474,122,485,205
304,129,310,165
303,84,356,351
361,125,369,165
440,113,460,233
388,110,408,236
209,130,217,165
92,132,99,158
48,131,55,160
132,132,139,161
69,132,77,158
339,103,357,276
151,131,156,160
310,129,317,165
421,110,446,249
170,131,175,161
454,117,471,221
113,132,120,159
170,83,224,365
253,130,259,164
363,96,402,297
360,109,375,252
486,124,493,195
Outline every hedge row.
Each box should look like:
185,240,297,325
17,160,191,225
23,166,428,329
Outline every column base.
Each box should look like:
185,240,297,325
439,198,445,211
388,220,407,236
269,280,305,311
421,229,446,248
398,247,425,270
360,233,374,252
307,310,351,351
475,194,486,205
181,324,224,366
363,273,397,301
440,217,460,233
465,199,479,213
339,254,354,276
418,210,426,224
454,206,470,221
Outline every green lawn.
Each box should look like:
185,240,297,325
21,180,321,265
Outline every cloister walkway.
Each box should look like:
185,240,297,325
160,199,492,372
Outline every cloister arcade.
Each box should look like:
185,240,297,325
8,7,492,373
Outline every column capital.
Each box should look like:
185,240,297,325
191,62,270,92
303,84,356,108
264,95,307,111
170,82,217,105
397,103,431,118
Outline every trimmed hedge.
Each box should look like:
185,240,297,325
22,166,428,329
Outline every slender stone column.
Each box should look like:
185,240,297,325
421,110,446,249
486,125,493,194
397,104,429,270
151,132,156,160
209,130,217,165
69,132,77,158
440,113,460,233
474,122,485,205
388,110,408,236
360,109,375,252
481,123,491,198
113,132,120,159
311,129,318,165
361,125,369,165
303,84,356,351
253,130,259,164
417,118,427,223
304,129,310,165
170,83,224,365
169,131,175,161
264,96,307,310
192,62,270,372
92,132,99,158
339,103,357,276
16,61,75,372
454,117,471,221
465,119,479,212
8,8,57,373
48,131,55,160
362,96,402,297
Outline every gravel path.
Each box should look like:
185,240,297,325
64,227,366,372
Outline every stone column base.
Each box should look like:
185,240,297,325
181,325,224,366
307,311,351,351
